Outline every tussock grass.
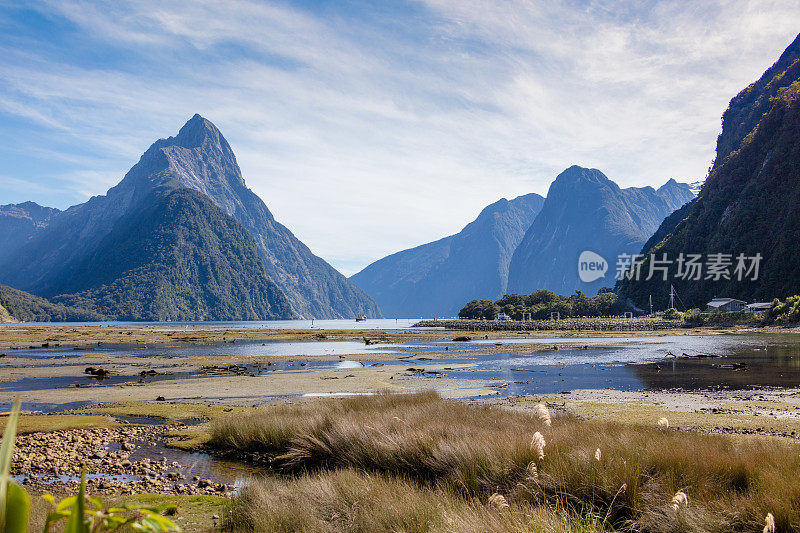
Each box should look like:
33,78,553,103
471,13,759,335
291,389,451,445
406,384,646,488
210,392,800,532
225,468,609,533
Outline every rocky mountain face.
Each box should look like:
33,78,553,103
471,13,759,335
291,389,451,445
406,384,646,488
506,166,696,296
0,115,376,320
351,193,545,317
617,33,800,308
0,201,60,264
126,115,379,319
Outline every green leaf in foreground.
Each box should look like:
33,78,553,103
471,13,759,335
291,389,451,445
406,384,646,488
0,398,30,532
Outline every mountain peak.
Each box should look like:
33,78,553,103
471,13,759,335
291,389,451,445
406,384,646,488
657,178,689,193
169,113,228,150
555,166,609,183
548,166,615,197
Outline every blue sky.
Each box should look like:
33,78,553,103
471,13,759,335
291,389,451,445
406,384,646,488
1,1,800,275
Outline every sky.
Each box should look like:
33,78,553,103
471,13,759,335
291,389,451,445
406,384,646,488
1,1,800,275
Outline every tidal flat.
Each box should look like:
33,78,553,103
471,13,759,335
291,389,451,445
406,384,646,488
3,324,800,531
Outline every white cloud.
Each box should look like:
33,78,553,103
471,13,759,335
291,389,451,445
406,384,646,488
1,0,799,275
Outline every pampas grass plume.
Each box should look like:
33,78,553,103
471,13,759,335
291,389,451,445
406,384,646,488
764,512,775,533
526,461,538,482
488,493,509,510
534,404,551,427
671,490,688,511
530,431,546,460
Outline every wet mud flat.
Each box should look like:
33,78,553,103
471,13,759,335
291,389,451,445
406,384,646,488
4,332,800,410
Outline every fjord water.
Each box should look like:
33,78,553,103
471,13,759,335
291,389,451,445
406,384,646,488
4,331,800,398
0,318,420,329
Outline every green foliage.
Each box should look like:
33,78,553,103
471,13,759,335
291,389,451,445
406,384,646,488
43,476,180,532
457,299,500,320
703,310,755,324
0,284,105,322
662,307,682,320
4,483,29,533
1,399,29,532
458,289,629,320
682,308,704,325
764,295,800,323
50,189,294,321
682,308,766,326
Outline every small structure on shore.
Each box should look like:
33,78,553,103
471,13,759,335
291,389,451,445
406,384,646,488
746,302,772,312
706,298,747,312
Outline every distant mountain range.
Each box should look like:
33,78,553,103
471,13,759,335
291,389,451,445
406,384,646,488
353,168,695,317
9,26,793,323
617,33,800,308
506,167,696,296
351,193,544,318
0,115,380,321
0,202,60,266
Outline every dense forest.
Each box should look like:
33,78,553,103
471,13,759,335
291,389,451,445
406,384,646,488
0,284,105,322
52,189,294,321
458,289,629,320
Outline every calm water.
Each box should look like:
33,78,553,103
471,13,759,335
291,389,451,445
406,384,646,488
3,333,800,402
0,318,422,330
8,339,401,359
440,334,800,395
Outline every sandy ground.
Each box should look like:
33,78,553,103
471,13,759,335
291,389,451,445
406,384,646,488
2,364,495,405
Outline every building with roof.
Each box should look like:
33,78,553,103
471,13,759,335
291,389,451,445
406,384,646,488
746,302,773,313
706,298,747,312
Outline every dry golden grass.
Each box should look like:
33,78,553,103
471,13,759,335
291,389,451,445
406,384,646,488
225,469,610,533
210,392,800,532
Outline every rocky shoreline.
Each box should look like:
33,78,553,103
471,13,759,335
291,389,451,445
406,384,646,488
12,423,235,497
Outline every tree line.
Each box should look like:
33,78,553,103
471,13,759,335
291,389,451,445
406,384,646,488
458,289,629,320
